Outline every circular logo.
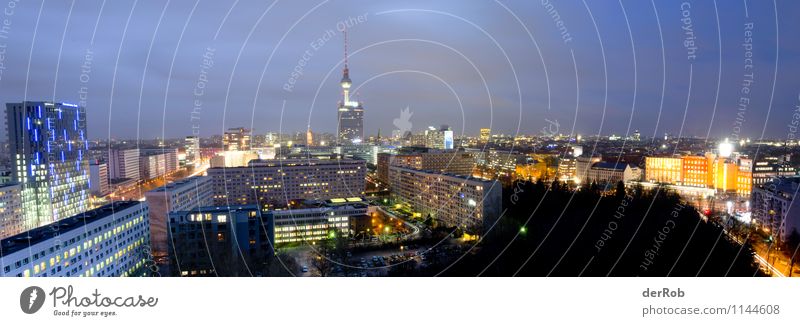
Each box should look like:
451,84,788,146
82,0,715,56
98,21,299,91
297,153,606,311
19,286,45,314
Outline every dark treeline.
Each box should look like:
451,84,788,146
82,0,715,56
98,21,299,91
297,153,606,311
426,180,764,277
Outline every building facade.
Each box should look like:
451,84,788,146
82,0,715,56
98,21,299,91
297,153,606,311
223,127,252,151
208,158,366,207
268,199,368,245
108,148,141,181
144,175,214,259
751,176,800,242
0,183,23,239
377,149,476,184
168,205,273,276
6,101,91,227
0,201,150,277
388,166,502,231
88,161,110,196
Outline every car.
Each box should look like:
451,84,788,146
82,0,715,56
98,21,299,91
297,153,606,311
301,266,308,273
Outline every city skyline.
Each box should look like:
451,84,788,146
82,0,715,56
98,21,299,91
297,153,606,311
0,1,798,140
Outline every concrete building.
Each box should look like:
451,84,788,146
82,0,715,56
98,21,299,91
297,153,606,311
109,148,141,181
88,161,110,196
584,162,642,186
184,136,200,164
377,149,476,184
479,128,491,143
209,151,259,168
168,205,273,276
208,158,366,207
6,101,90,227
144,176,214,259
388,166,502,231
0,201,150,277
0,183,23,239
645,156,683,184
751,176,800,242
268,198,369,245
576,156,602,183
139,148,179,174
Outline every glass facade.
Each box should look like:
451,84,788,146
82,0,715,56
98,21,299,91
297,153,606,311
6,101,90,228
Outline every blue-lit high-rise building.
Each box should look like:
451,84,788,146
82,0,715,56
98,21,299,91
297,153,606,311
5,101,90,229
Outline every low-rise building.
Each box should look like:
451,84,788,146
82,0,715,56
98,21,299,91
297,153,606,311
267,198,369,245
145,176,214,259
168,205,272,276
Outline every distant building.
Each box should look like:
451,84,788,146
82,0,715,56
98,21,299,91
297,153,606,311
377,149,476,184
209,150,259,168
184,136,200,164
337,33,364,144
479,128,491,143
584,162,642,186
223,127,252,151
109,148,141,181
88,161,110,196
6,101,90,227
389,166,502,231
0,201,150,277
268,198,369,245
208,158,366,207
0,183,23,239
168,205,273,276
751,176,800,242
645,156,682,184
144,176,214,259
139,148,179,174
575,156,602,183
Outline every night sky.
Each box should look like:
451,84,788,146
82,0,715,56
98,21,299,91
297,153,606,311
0,0,798,141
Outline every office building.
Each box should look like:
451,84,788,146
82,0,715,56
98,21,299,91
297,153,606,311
88,161,110,196
223,127,252,151
144,176,214,259
268,198,369,245
377,149,476,184
751,176,800,242
575,156,602,183
140,148,179,174
0,201,150,277
388,166,502,231
184,136,200,164
6,101,91,227
208,158,366,207
108,148,140,181
168,205,273,276
645,156,683,184
0,183,23,239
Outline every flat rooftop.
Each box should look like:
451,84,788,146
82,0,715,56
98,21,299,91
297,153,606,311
0,201,144,258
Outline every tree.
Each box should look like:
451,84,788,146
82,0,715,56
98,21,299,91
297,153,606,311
786,229,800,277
615,180,626,199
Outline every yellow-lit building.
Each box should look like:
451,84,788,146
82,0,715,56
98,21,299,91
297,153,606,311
712,158,738,192
681,155,713,187
645,157,682,184
479,128,491,143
